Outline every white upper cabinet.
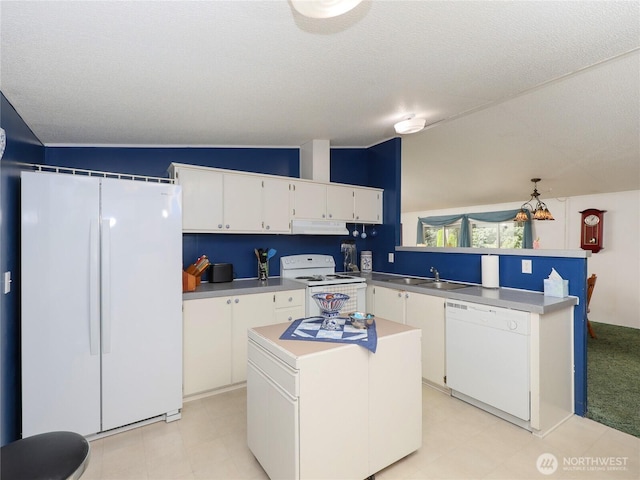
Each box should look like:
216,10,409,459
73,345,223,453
354,188,383,224
326,184,354,221
171,165,223,232
262,177,292,233
291,181,327,220
170,163,383,233
224,174,263,232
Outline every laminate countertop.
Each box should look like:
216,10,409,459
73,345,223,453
183,273,577,314
182,277,306,301
364,272,578,314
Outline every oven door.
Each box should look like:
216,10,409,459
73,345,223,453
306,283,366,317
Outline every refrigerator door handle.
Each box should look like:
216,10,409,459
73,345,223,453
89,219,100,356
101,218,112,354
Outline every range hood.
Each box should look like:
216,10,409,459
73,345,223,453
291,219,348,235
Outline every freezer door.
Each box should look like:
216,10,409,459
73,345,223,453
21,172,102,436
99,178,183,430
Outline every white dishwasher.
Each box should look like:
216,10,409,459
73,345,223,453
446,300,531,425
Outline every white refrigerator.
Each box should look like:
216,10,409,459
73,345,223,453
21,171,183,437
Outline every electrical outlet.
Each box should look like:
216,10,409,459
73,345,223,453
388,253,394,263
522,259,532,274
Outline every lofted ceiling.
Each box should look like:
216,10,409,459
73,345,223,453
1,1,639,212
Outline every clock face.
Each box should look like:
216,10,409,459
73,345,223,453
584,214,600,226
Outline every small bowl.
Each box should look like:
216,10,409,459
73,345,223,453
348,312,375,329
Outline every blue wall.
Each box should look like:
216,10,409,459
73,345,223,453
0,93,45,445
45,141,402,278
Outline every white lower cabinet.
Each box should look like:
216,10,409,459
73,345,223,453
231,292,276,383
371,285,447,389
370,285,407,323
183,290,306,397
247,362,299,480
405,294,447,389
183,297,232,395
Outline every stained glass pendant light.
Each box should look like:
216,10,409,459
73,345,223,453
515,178,555,221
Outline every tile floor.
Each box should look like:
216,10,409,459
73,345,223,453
83,385,639,480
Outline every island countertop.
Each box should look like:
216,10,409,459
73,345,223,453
249,317,418,368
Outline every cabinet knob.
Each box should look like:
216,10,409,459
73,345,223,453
405,293,409,299
234,298,239,304
322,214,326,218
218,224,223,229
328,213,333,218
225,224,230,229
288,297,293,302
226,299,232,304
397,292,402,298
288,316,293,321
266,225,270,230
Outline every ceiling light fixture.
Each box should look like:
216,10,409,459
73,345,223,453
394,115,426,135
291,0,363,19
515,178,555,221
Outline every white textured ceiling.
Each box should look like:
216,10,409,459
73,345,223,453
1,1,639,211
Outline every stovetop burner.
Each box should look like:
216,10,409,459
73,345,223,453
296,275,324,281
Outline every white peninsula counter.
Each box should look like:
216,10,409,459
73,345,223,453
247,318,422,480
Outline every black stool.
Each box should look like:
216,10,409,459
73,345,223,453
1,431,90,480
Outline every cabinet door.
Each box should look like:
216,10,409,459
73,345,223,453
175,166,224,232
231,292,276,383
262,177,291,233
247,362,299,480
223,174,263,232
354,188,383,224
372,286,406,324
292,181,327,220
326,184,354,221
183,297,232,396
406,293,446,388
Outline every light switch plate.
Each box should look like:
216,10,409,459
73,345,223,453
522,259,532,274
388,253,394,263
3,271,11,294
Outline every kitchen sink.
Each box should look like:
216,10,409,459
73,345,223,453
419,281,468,291
385,277,432,286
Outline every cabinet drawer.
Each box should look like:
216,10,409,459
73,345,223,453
248,340,299,398
274,290,305,309
275,307,305,324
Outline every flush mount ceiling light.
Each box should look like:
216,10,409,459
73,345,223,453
394,115,426,135
291,0,363,18
515,178,555,221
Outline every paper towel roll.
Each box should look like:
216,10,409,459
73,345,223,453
482,255,500,289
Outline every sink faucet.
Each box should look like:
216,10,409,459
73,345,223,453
430,267,440,282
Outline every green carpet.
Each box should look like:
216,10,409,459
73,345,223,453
587,321,640,438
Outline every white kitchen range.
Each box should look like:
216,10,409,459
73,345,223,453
280,254,366,316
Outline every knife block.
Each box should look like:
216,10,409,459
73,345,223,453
183,265,202,293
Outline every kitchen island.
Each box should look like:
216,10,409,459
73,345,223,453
247,318,422,480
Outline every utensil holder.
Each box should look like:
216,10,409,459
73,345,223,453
258,261,268,281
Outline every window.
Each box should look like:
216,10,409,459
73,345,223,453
471,221,523,249
421,223,460,247
421,221,523,248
